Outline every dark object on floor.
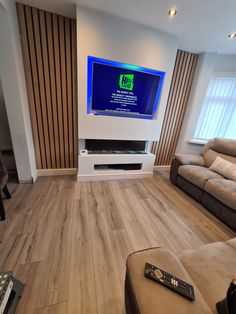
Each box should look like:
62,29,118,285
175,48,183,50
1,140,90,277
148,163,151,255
2,149,18,181
170,138,236,231
125,239,236,314
0,147,11,221
0,271,25,314
216,279,236,314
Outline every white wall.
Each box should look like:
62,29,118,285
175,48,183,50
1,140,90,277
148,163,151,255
77,6,178,141
0,0,36,181
215,54,236,72
176,52,236,155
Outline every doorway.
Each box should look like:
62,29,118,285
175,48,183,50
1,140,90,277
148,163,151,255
0,78,19,193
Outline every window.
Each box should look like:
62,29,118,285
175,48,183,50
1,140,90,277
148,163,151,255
193,75,236,141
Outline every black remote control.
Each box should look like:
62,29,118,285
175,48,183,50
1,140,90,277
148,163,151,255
144,262,195,301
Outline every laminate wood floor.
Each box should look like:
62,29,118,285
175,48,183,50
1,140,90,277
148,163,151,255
0,169,234,313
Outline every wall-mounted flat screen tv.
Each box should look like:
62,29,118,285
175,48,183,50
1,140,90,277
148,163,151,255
87,56,165,120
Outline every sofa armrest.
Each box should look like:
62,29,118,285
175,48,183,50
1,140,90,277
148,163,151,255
170,158,181,184
170,154,205,185
174,154,205,166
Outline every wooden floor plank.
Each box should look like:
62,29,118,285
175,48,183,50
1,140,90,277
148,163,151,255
35,197,72,309
67,198,97,314
86,182,124,314
34,302,67,314
0,171,234,313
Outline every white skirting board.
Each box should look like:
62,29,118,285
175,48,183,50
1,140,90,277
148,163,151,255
32,168,77,182
153,165,170,171
19,178,33,184
78,171,153,181
27,165,165,183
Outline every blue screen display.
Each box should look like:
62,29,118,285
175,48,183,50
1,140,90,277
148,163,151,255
87,56,165,120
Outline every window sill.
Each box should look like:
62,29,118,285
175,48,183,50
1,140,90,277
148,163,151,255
188,139,207,145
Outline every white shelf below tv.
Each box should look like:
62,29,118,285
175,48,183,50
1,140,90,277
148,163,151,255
77,152,155,181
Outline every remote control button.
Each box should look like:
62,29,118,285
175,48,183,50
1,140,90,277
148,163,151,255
154,269,163,279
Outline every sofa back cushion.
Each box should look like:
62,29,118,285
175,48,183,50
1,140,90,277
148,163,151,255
201,138,236,157
210,156,236,181
203,149,236,168
178,240,236,313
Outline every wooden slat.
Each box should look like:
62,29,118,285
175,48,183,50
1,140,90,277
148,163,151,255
59,16,69,168
65,18,73,168
39,10,56,169
45,12,61,168
154,50,199,166
24,6,47,169
71,19,77,168
16,4,42,169
52,14,65,168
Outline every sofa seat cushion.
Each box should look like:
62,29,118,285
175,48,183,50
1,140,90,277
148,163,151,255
204,179,236,211
178,165,223,189
227,237,236,249
126,247,211,314
178,241,236,313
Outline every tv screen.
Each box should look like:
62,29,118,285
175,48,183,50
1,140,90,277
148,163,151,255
87,56,165,120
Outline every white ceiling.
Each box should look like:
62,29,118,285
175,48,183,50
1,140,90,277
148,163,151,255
17,0,236,54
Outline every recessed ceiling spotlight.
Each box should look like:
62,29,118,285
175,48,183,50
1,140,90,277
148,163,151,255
168,9,177,17
228,33,236,39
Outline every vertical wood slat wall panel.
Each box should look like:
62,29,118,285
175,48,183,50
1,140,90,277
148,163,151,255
16,3,77,169
152,50,199,166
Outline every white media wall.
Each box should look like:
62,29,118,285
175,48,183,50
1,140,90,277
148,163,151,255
76,6,178,141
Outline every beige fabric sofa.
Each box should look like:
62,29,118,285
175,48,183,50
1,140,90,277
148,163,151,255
170,138,236,231
125,238,236,314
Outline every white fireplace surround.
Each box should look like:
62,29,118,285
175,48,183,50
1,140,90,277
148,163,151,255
77,139,155,181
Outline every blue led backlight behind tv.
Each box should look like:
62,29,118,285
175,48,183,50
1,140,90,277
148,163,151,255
87,56,165,120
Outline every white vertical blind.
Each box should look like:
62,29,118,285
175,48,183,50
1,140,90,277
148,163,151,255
194,76,236,141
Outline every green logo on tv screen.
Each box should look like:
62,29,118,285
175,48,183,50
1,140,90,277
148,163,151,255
119,74,134,90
